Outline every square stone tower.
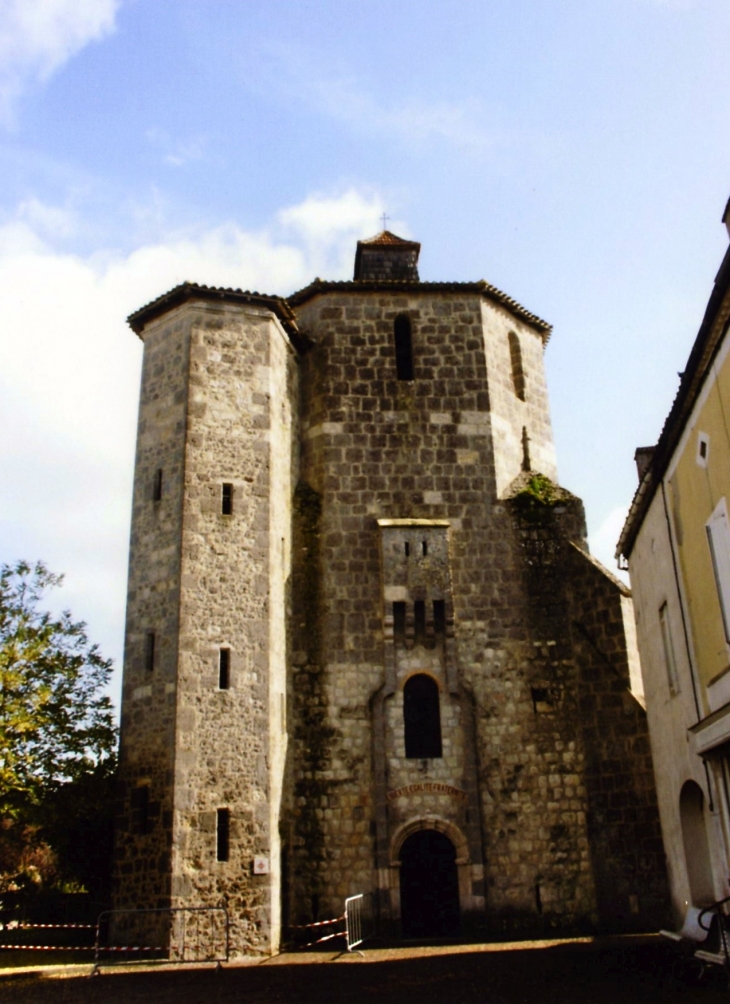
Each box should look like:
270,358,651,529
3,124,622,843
114,233,668,955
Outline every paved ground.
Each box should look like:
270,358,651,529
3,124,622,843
0,936,726,1003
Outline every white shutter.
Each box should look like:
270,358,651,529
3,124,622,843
706,498,730,644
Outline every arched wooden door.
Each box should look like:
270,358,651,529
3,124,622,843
399,829,460,938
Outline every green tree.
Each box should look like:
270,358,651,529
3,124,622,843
0,561,117,901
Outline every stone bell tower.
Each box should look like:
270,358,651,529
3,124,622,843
114,230,668,956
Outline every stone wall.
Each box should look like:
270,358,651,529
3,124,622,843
113,307,191,913
565,544,670,930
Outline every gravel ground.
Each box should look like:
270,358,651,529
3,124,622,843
0,936,726,1004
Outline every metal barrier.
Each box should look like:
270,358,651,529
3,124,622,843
94,906,229,968
288,893,373,952
345,893,373,951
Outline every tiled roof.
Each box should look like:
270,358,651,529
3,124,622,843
287,278,552,340
127,282,305,348
358,230,420,248
127,275,552,345
617,241,730,559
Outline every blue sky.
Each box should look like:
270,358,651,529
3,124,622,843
1,0,729,708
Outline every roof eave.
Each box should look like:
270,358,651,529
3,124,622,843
618,242,730,559
127,282,306,351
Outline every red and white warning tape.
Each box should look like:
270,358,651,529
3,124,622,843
301,930,345,948
15,923,96,930
0,944,95,951
288,914,345,930
97,945,167,953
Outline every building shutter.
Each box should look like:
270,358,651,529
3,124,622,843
707,498,730,644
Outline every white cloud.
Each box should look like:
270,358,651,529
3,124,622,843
251,42,493,153
0,0,121,123
145,128,210,168
311,77,491,151
0,187,386,709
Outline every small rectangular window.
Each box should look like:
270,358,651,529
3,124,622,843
697,432,710,468
222,483,233,516
404,541,410,557
421,540,428,556
145,632,156,673
153,468,163,502
393,601,406,642
219,648,230,690
414,600,426,640
659,603,680,695
217,808,230,862
433,600,446,635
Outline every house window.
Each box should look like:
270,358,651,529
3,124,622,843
222,483,233,515
404,674,442,758
393,602,406,643
219,648,230,690
697,432,710,468
217,808,230,862
659,602,680,695
433,600,446,635
707,498,730,644
394,315,414,381
153,468,163,502
508,331,526,401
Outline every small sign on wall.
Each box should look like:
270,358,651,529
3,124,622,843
253,856,270,874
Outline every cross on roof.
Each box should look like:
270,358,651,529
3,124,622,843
380,212,390,230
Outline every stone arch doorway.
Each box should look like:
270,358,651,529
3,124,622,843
399,828,460,938
680,779,714,905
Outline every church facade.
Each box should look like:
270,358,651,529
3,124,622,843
113,231,668,954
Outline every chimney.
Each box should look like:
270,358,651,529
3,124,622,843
634,446,655,481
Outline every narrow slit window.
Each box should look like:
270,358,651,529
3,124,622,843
145,632,156,673
221,483,233,516
404,674,442,758
508,331,526,401
421,540,428,556
433,600,446,635
414,600,426,640
219,648,230,690
153,468,163,502
217,808,230,862
393,601,406,643
394,315,414,381
404,541,410,557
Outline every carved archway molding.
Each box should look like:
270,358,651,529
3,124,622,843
389,815,470,867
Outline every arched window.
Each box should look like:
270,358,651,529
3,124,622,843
404,674,442,758
394,315,414,381
508,331,526,401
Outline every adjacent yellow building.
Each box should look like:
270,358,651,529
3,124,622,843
619,196,730,916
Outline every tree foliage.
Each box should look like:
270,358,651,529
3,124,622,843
0,561,116,814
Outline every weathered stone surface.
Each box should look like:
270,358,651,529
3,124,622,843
115,252,669,956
